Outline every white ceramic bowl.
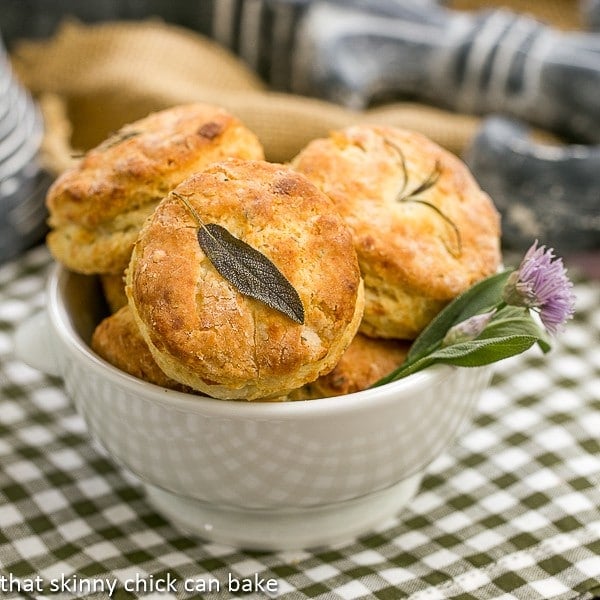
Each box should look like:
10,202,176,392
15,265,493,550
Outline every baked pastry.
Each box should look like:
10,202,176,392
91,305,190,391
100,273,128,313
46,103,264,274
291,333,410,400
126,159,364,400
292,125,501,339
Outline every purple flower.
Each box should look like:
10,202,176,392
503,240,575,334
443,309,497,346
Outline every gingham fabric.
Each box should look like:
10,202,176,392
1,246,599,600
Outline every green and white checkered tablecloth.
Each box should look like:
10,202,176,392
1,246,599,600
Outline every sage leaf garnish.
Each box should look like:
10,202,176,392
406,270,514,363
371,267,557,387
173,192,305,324
197,223,305,324
375,305,548,384
384,138,462,257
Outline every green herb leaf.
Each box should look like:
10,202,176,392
407,270,514,362
174,192,305,324
197,223,305,324
476,306,551,353
371,271,553,387
374,305,549,385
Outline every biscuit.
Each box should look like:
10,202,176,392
126,159,364,400
292,125,501,339
100,273,128,313
91,305,190,391
46,103,265,274
291,333,410,400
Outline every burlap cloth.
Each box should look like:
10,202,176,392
9,1,580,176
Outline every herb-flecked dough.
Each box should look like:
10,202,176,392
126,159,365,400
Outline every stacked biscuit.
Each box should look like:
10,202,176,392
46,103,501,401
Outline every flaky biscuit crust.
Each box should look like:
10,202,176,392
291,333,410,400
292,125,501,339
91,305,190,391
47,103,264,274
100,272,128,313
126,159,364,400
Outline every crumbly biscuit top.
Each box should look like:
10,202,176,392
91,306,189,391
304,333,410,398
46,103,264,229
127,159,362,387
292,125,501,301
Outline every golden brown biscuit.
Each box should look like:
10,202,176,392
100,273,128,313
46,103,264,274
126,159,364,400
91,305,190,391
291,333,410,400
292,125,501,339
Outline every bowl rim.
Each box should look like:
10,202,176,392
47,264,457,420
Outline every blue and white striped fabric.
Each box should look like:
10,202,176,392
0,30,50,265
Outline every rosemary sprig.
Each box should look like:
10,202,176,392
98,129,141,151
384,138,462,257
396,159,441,203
